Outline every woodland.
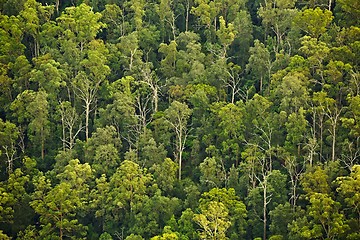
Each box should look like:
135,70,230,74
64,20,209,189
0,0,359,239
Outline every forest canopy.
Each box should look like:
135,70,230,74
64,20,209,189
0,0,359,239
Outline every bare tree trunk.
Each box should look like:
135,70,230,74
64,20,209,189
177,127,184,180
263,181,267,240
69,125,74,149
59,213,63,240
154,87,158,112
332,124,336,161
56,0,60,15
185,0,190,32
41,127,45,160
3,145,16,175
34,38,40,58
85,101,90,142
179,147,182,180
61,114,66,151
319,116,323,161
41,138,45,160
325,106,342,162
311,109,316,166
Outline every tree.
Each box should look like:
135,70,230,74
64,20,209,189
193,201,231,240
150,226,179,240
19,0,54,58
30,159,93,239
96,76,137,146
191,0,218,29
163,101,192,180
11,90,50,160
293,7,333,39
336,0,360,26
222,63,243,104
54,3,107,142
0,119,19,174
117,32,143,75
290,192,348,239
0,14,24,64
57,101,82,150
151,158,178,194
246,40,272,94
336,165,360,238
313,91,343,162
30,54,65,100
72,40,110,141
199,157,226,190
85,126,121,176
269,202,299,238
26,90,50,160
103,160,152,234
273,72,309,113
258,0,297,53
178,208,198,239
56,3,104,52
342,95,360,137
101,4,126,42
247,169,288,240
140,64,161,113
129,191,181,238
199,188,247,239
215,101,245,166
216,16,237,58
157,0,178,40
159,40,178,79
129,0,145,31
0,168,30,224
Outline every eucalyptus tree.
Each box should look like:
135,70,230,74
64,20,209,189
163,101,192,180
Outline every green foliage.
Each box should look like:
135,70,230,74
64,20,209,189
199,188,247,238
193,201,231,240
151,158,178,194
30,159,92,239
0,1,359,239
293,8,333,39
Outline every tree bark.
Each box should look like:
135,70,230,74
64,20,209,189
263,179,267,240
85,101,90,142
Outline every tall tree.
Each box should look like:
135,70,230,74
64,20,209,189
163,101,192,180
30,159,93,239
246,40,271,94
0,119,19,175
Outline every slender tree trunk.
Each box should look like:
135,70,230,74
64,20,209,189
69,125,74,149
179,148,182,180
61,115,66,151
319,117,323,161
85,101,90,142
185,0,190,32
3,145,15,175
263,179,267,240
172,15,176,40
59,212,63,240
311,110,316,166
154,87,158,113
292,180,297,207
231,87,235,104
178,129,183,180
41,127,45,160
56,0,60,15
332,124,336,161
34,38,40,58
